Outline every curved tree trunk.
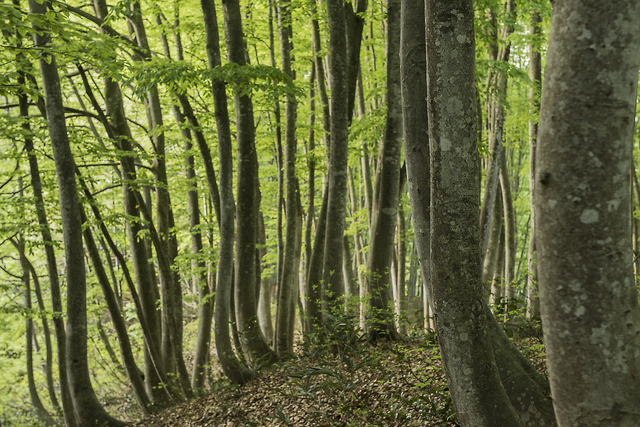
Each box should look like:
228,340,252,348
536,1,640,424
30,1,124,423
15,236,56,427
424,1,521,424
80,205,150,413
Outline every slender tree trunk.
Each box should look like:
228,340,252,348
19,49,77,427
129,2,192,397
220,0,278,365
479,0,516,264
303,65,316,323
526,9,542,320
274,0,299,357
536,1,640,424
201,0,254,383
396,186,407,335
322,0,350,314
30,1,124,423
401,0,432,331
500,152,516,310
15,236,56,427
25,258,60,413
16,59,64,419
79,204,150,413
366,0,401,341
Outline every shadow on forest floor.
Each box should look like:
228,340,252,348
129,337,546,427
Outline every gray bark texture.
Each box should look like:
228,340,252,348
400,0,432,324
366,0,401,341
535,1,640,425
424,0,522,424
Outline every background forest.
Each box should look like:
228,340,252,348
0,0,638,425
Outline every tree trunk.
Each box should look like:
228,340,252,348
15,236,56,427
479,0,516,264
79,205,150,413
274,0,298,357
221,0,278,365
400,0,432,331
536,1,640,424
322,0,350,314
30,1,124,423
128,2,192,397
424,1,521,424
366,0,401,341
500,151,517,310
201,0,253,384
482,191,503,302
526,9,542,320
396,185,407,335
20,56,77,427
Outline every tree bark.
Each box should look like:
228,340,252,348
30,1,124,423
424,1,522,424
536,1,640,424
201,0,253,384
15,236,56,427
221,0,278,365
526,9,542,320
322,0,350,313
366,0,401,341
401,0,432,331
274,0,299,357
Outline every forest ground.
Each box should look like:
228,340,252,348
127,335,547,427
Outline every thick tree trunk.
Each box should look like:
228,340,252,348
536,1,640,424
424,1,522,424
366,0,401,341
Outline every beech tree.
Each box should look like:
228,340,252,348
29,0,123,424
535,0,640,424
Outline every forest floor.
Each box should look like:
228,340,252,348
128,335,547,427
